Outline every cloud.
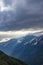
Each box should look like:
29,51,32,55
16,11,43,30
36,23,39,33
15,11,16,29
3,0,13,5
0,29,43,38
0,0,15,12
0,38,11,43
0,0,43,31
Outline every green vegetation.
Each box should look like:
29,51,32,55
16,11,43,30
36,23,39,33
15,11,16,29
0,51,27,65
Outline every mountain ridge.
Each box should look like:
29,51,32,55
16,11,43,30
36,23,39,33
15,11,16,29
0,50,27,65
0,34,43,65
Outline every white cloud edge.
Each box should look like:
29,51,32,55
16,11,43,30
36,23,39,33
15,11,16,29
0,0,16,12
0,29,43,42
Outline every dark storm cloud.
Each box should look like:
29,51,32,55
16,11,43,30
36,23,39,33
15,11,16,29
0,0,43,31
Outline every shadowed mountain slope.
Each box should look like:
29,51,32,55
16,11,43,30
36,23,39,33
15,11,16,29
0,51,27,65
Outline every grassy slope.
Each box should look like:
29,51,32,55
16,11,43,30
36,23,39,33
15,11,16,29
0,51,27,65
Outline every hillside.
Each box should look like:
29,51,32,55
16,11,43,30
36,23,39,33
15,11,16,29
0,34,43,65
0,51,27,65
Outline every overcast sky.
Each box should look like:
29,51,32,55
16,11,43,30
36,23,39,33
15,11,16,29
0,0,43,31
0,0,43,42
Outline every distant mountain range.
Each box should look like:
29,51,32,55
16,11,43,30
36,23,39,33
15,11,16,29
0,33,43,65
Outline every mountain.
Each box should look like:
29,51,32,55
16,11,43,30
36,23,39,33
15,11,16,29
0,51,27,65
0,34,43,65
